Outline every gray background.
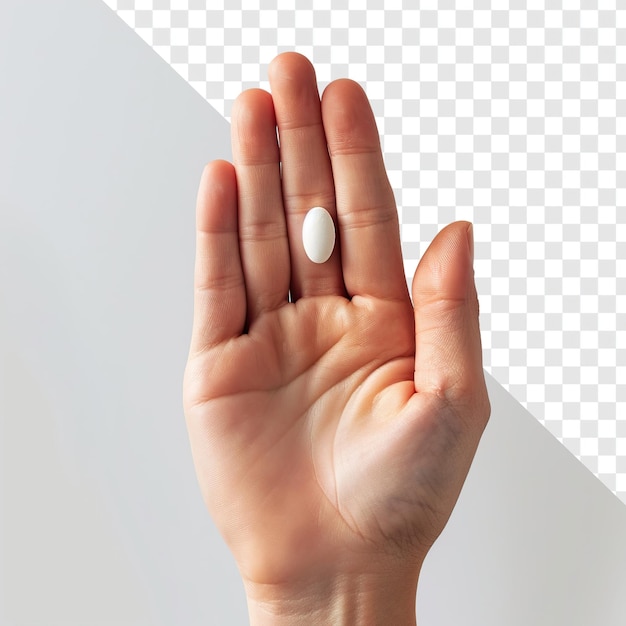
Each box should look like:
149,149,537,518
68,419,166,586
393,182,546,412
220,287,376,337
1,0,625,623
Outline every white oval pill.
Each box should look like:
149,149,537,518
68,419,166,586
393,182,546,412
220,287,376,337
302,206,335,264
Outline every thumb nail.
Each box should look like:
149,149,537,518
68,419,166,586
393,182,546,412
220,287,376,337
467,222,474,264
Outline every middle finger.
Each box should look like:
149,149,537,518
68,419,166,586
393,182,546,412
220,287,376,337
268,52,344,301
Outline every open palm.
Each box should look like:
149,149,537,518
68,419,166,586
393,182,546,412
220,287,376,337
183,53,490,609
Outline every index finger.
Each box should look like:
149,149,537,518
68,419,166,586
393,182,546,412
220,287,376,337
321,79,409,303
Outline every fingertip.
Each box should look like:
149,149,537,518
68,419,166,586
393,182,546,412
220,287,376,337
200,159,235,186
321,77,368,101
231,88,275,129
268,51,315,83
196,160,238,234
411,221,474,305
321,79,378,154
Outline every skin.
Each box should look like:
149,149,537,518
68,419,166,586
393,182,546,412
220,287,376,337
183,52,491,625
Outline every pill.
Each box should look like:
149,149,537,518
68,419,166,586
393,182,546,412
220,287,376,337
302,206,336,264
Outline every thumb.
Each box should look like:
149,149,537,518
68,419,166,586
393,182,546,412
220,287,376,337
412,221,486,409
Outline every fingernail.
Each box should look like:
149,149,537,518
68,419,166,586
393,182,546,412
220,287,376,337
467,222,474,264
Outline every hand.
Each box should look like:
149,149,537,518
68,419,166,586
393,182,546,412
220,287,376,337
183,52,490,625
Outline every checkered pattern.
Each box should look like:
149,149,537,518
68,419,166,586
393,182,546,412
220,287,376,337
103,0,626,503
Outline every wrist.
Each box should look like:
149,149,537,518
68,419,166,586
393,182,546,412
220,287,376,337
244,562,421,626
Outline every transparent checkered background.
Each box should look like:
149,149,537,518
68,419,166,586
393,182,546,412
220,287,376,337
103,0,626,503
